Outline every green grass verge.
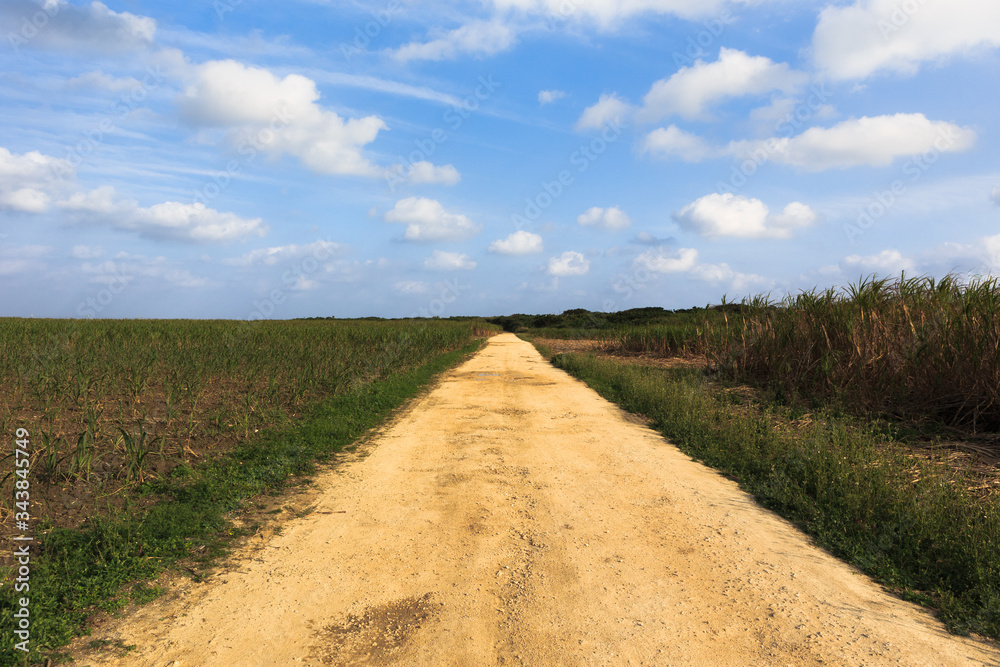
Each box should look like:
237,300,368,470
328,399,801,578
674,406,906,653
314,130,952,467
1,340,483,666
546,350,1000,641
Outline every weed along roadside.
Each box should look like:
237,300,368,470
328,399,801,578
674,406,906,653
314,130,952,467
0,319,498,666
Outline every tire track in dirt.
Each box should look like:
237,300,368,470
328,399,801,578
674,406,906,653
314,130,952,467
79,333,999,666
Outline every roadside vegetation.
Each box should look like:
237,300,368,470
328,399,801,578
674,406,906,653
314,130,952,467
518,273,1000,641
0,318,497,666
489,305,729,340
602,274,1000,431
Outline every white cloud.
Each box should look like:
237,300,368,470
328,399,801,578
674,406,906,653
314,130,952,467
178,60,387,177
0,147,74,213
493,0,734,24
1,188,50,214
687,262,734,282
690,262,771,291
538,89,566,105
673,193,816,240
640,114,975,171
771,202,818,232
71,245,103,259
489,231,543,255
59,186,119,215
812,0,1000,80
634,245,771,291
640,125,716,162
635,247,699,273
991,186,1000,207
842,249,916,275
384,197,481,241
389,161,462,187
59,186,268,242
179,60,317,126
391,19,517,62
576,93,631,131
2,0,155,53
135,202,267,243
732,114,976,171
423,250,477,271
577,206,632,231
638,48,807,122
934,234,1000,277
547,251,590,276
222,240,343,267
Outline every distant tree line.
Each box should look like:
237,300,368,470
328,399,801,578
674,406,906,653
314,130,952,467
485,306,744,333
297,306,748,330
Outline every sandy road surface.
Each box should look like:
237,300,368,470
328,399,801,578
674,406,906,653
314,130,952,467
88,333,999,666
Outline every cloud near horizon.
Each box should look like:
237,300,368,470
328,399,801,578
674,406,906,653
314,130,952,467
547,251,590,276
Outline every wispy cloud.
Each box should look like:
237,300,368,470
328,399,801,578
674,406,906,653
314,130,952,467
390,19,517,62
304,71,466,108
60,186,268,242
642,114,976,171
3,0,156,54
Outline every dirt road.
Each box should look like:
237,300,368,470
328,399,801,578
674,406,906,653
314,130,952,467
88,333,999,666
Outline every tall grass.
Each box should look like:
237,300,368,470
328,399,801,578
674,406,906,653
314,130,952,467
597,308,730,356
704,275,1000,431
600,274,1000,432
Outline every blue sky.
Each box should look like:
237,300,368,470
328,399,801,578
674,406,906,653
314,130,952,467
1,0,998,319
